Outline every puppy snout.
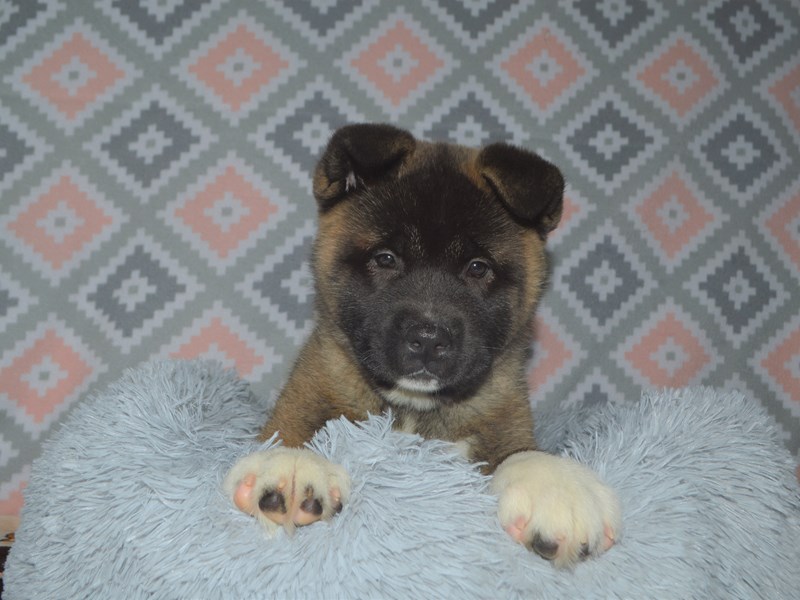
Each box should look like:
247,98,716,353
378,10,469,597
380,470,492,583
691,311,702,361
404,323,453,360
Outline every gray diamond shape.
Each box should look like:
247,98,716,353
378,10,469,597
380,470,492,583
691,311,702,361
261,91,353,174
564,235,644,327
422,93,514,145
0,120,32,181
111,0,211,45
698,246,775,335
0,284,19,320
252,238,315,329
101,101,198,188
710,0,782,64
0,0,45,43
574,0,654,48
88,245,185,337
566,101,652,182
701,113,779,193
277,0,366,37
436,0,513,37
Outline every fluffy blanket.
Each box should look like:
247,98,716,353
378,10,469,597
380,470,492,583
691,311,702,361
5,360,799,599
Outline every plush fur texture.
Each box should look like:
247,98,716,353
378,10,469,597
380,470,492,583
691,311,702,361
5,360,800,599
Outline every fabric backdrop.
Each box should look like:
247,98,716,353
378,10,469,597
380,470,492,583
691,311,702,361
1,0,799,518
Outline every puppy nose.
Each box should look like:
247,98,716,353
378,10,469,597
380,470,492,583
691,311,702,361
404,323,452,359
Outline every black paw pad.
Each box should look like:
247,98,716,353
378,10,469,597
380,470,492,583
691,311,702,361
258,489,286,514
530,534,559,560
300,486,323,516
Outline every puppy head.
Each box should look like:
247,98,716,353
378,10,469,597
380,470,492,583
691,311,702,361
311,124,563,407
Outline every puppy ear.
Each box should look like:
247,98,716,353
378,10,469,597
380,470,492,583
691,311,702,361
476,143,564,235
313,123,416,210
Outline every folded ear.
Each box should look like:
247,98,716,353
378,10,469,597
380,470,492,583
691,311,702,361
476,143,564,235
313,123,416,210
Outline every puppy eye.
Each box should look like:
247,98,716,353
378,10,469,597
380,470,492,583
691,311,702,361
374,251,398,269
466,259,490,279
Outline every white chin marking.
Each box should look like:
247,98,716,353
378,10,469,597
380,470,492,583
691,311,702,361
397,377,440,393
382,377,441,411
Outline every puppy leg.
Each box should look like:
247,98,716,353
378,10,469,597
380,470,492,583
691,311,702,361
223,448,350,533
491,451,621,569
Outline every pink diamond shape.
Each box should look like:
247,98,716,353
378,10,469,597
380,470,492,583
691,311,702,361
170,316,264,378
351,20,445,107
500,26,586,111
624,311,711,387
7,173,114,271
188,24,290,112
765,191,800,273
174,165,278,260
637,37,719,119
634,169,714,261
761,324,800,407
769,63,800,133
22,31,125,120
0,329,94,425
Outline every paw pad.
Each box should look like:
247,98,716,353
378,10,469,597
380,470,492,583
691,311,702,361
492,451,621,569
224,448,350,533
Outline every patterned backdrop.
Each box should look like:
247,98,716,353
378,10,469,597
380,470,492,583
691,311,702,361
1,0,799,519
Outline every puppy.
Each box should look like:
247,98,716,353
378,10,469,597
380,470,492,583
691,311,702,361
224,124,620,568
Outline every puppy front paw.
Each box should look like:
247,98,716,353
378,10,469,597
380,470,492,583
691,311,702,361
491,451,621,569
223,448,350,533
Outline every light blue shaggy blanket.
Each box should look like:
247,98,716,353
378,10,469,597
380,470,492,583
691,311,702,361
5,360,800,599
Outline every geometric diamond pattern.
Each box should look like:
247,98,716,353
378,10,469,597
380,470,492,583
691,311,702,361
2,164,125,282
163,154,291,274
628,162,724,272
560,88,665,193
700,0,792,74
0,268,34,333
72,232,202,354
10,21,137,133
271,0,379,50
755,313,800,418
692,101,787,206
0,0,59,61
765,59,800,137
163,301,281,381
86,87,214,202
567,0,664,61
687,234,787,349
341,9,455,117
418,77,524,146
238,220,317,346
99,0,217,58
2,1,800,519
528,308,584,404
424,0,527,52
0,103,50,196
762,184,800,275
617,301,717,388
179,13,301,124
494,18,592,123
0,315,103,438
252,77,364,188
559,221,655,337
630,29,724,127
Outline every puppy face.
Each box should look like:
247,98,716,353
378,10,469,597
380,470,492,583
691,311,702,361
311,125,563,410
